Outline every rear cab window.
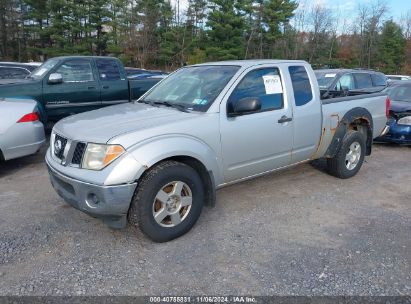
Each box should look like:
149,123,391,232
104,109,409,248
289,66,313,106
228,67,284,113
371,73,387,87
353,73,373,89
96,59,123,81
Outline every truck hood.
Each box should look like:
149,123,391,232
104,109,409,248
54,102,203,145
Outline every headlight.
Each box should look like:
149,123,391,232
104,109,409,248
82,143,125,170
397,116,411,125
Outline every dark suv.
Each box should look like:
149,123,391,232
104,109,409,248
315,69,387,99
0,62,41,80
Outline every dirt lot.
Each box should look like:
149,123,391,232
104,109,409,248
0,143,410,296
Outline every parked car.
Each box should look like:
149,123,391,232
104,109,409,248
0,56,162,122
128,73,169,80
126,67,168,80
375,81,411,145
315,69,387,99
0,62,42,80
46,60,389,242
0,98,45,161
125,67,148,78
386,75,411,81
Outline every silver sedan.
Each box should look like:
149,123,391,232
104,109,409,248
0,98,45,161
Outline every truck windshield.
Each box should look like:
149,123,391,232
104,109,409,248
140,65,240,112
315,71,337,89
29,59,59,80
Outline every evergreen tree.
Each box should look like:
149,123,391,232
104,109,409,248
377,20,406,73
205,0,248,60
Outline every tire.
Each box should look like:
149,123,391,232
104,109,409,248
326,130,366,179
128,160,204,242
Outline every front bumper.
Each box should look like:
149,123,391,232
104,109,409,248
46,159,137,228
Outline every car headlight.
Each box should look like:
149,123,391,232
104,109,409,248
397,116,411,125
82,143,125,170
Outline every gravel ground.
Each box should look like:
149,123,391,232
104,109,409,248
0,143,410,296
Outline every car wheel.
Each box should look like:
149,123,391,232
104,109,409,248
128,160,204,242
327,130,366,179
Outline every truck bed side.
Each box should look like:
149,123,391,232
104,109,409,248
312,92,387,159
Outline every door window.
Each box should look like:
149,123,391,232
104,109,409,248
335,73,355,90
55,60,94,82
288,66,313,106
354,73,372,89
228,68,283,114
96,59,122,81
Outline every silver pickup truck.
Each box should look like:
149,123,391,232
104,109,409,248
46,60,389,242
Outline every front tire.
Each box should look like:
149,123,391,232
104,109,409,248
327,130,366,179
128,161,204,242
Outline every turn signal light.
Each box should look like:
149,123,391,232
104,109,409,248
17,112,40,123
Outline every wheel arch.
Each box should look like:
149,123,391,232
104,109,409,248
148,155,216,207
325,107,373,158
128,136,221,207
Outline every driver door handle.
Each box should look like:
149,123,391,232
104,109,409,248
278,115,293,124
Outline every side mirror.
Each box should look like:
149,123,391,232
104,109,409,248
48,73,63,84
228,97,261,117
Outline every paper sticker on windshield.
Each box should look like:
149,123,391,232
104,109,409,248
34,68,48,76
193,98,207,105
167,94,179,101
325,73,336,78
262,75,283,95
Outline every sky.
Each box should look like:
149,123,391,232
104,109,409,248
311,0,411,22
171,0,411,24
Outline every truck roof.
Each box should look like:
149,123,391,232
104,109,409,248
192,59,308,68
51,56,121,61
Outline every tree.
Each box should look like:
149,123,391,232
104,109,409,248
205,0,248,60
377,20,406,73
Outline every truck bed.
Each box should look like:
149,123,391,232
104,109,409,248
312,93,388,159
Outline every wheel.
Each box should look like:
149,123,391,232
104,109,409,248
326,130,366,179
128,160,204,242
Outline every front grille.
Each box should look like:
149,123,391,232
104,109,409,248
54,134,67,159
71,142,86,165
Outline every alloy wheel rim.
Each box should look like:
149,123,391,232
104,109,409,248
152,181,193,227
345,141,361,170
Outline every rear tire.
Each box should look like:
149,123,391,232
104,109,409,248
327,130,366,179
128,160,204,242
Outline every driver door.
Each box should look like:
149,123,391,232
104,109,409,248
219,67,294,182
43,58,100,119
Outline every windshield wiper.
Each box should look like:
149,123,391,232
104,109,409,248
152,101,189,113
138,99,189,112
137,99,158,107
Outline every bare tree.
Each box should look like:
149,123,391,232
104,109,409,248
307,3,333,64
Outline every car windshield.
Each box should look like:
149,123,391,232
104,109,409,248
384,85,411,102
140,65,240,112
29,59,59,80
315,71,337,89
